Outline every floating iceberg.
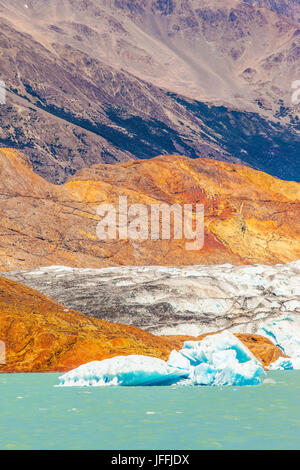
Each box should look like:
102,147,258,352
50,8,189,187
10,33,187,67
59,331,265,387
58,355,189,387
175,332,264,386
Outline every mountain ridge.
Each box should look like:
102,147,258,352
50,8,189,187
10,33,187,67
0,148,299,272
0,0,299,182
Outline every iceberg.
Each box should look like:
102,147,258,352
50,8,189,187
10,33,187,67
176,331,264,386
58,331,265,387
179,331,258,365
58,355,189,387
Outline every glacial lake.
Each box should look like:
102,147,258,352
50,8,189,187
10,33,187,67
0,371,299,450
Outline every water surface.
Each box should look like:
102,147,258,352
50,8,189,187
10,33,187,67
0,371,299,450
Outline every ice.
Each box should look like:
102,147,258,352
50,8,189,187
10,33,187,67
180,331,258,365
167,350,191,371
259,315,300,369
176,331,263,386
268,356,300,370
268,357,294,370
259,316,300,357
58,355,189,387
5,261,299,338
59,331,265,387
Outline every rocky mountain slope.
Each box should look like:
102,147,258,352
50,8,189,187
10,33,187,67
0,0,299,182
0,274,178,373
5,262,299,337
245,0,300,21
0,274,285,372
2,0,299,109
0,148,299,271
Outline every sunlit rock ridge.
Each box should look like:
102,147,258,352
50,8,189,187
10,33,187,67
0,149,299,272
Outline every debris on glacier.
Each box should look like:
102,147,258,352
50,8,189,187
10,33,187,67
58,331,265,387
5,261,300,336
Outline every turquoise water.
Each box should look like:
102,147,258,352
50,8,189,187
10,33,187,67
0,371,299,450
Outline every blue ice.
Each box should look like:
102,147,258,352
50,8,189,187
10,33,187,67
58,331,265,387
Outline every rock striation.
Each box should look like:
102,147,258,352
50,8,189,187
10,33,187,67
0,149,299,271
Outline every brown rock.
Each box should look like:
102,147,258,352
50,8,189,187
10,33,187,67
0,275,173,373
0,149,299,271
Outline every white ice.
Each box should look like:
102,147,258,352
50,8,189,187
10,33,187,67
259,315,300,370
58,355,189,387
268,356,300,370
58,331,265,387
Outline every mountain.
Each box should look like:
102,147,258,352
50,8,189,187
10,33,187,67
0,0,299,182
2,0,299,109
0,273,285,372
244,0,300,21
0,273,180,373
0,148,299,271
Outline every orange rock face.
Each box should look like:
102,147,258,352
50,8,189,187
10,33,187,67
0,148,299,271
0,275,285,373
0,275,174,373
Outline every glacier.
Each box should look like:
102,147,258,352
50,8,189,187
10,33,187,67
268,356,300,370
4,261,299,337
58,331,265,387
258,315,300,370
